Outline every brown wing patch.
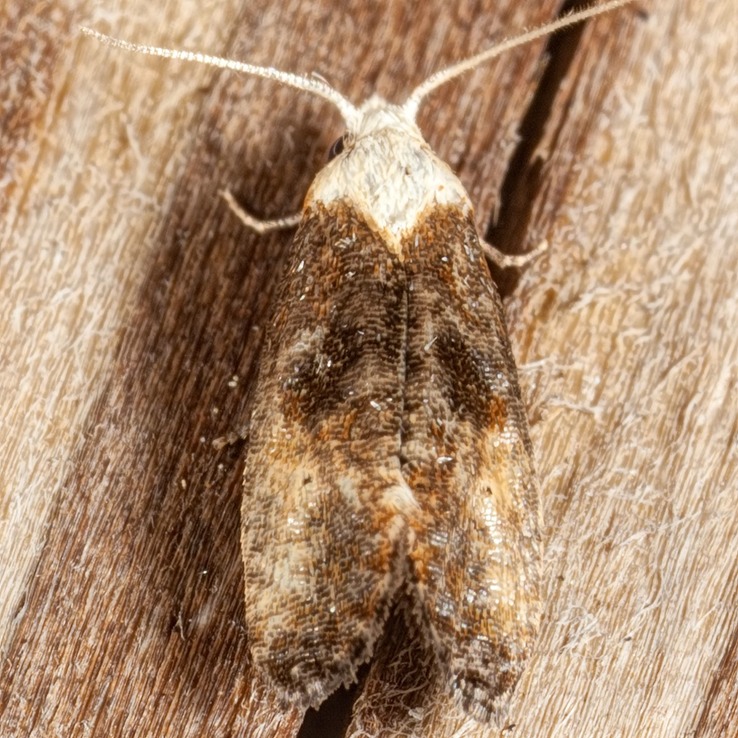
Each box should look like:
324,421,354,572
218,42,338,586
242,201,411,708
401,205,542,721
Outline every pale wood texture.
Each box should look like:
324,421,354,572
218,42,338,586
0,1,735,737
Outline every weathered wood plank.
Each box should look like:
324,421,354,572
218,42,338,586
0,1,735,736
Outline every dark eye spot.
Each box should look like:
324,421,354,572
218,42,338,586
327,135,345,161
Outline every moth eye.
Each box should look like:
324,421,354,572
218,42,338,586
327,135,345,161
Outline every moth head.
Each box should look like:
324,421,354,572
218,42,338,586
324,94,428,163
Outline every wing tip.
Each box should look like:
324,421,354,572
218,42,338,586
256,628,378,712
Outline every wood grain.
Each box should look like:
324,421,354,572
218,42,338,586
0,0,735,736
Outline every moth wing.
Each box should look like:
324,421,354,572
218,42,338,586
242,203,411,708
402,207,542,720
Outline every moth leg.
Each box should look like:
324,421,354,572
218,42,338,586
220,188,301,233
480,237,548,269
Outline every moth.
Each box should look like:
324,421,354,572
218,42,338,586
83,0,633,722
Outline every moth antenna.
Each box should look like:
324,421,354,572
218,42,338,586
403,0,635,120
79,27,359,126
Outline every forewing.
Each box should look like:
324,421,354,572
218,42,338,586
242,202,410,708
401,206,542,720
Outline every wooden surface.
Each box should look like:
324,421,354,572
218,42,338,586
1,1,736,736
